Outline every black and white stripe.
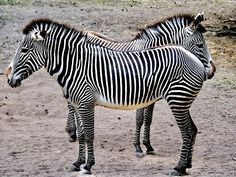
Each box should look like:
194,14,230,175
7,16,213,175
66,13,211,158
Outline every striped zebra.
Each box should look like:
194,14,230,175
66,13,214,157
6,17,215,175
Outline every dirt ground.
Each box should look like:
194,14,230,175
0,1,236,177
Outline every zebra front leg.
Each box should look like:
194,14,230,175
134,108,144,158
65,103,77,142
143,103,155,155
168,100,198,176
70,116,86,172
71,137,86,172
78,106,95,174
185,114,198,169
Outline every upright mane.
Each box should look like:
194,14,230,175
134,13,206,40
22,18,82,35
22,14,206,45
87,31,116,42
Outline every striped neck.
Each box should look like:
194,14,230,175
85,15,194,52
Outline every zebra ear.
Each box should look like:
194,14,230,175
190,12,205,31
31,29,51,41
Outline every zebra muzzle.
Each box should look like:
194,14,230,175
208,60,216,79
7,77,21,88
5,67,23,88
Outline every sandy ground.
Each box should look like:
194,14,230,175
0,1,236,177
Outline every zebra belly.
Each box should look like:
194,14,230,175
95,94,161,110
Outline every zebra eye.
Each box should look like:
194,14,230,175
196,43,204,48
21,48,29,53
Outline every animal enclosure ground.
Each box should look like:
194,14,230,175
0,1,236,177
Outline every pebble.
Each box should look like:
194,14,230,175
100,143,104,148
118,147,125,152
0,68,3,75
45,109,49,114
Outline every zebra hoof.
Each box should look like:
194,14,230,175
68,136,76,142
135,152,144,158
69,132,77,142
80,167,92,174
167,169,187,176
68,165,80,172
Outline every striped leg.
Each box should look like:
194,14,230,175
65,103,77,142
134,103,155,158
134,108,144,157
167,93,198,176
186,115,198,169
77,107,95,174
143,103,155,154
71,111,86,172
171,109,198,176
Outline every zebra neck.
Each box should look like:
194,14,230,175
45,31,86,87
86,29,185,52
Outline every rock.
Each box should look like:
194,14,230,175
100,143,104,148
0,68,3,75
45,109,49,114
118,147,125,152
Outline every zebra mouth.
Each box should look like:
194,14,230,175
8,78,21,88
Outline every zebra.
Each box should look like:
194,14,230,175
6,17,215,176
65,13,215,157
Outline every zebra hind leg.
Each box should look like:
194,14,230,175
143,103,155,155
134,108,145,158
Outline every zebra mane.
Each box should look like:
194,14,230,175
22,14,207,43
87,31,116,42
22,18,83,35
134,13,206,40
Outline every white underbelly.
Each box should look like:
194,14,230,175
95,95,160,110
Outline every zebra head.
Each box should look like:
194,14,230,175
184,12,215,78
5,22,51,88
